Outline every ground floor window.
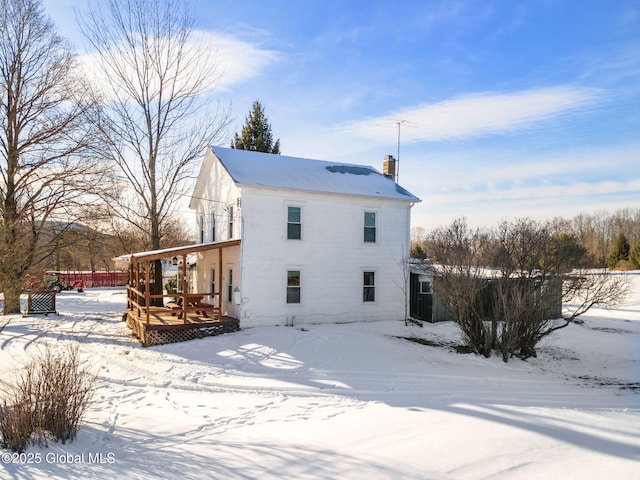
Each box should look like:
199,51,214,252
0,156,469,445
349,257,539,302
227,269,233,302
363,271,375,302
287,270,301,304
211,268,217,305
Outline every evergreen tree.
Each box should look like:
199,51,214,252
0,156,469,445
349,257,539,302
231,101,281,154
608,232,630,268
629,241,640,269
542,233,587,273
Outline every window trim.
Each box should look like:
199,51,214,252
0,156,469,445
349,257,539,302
363,270,376,302
228,205,234,239
286,269,301,304
363,210,377,244
227,269,233,302
287,205,302,240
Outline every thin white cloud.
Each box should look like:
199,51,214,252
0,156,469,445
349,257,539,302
79,30,281,100
411,177,640,229
342,86,603,143
198,31,282,90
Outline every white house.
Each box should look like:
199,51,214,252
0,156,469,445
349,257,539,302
189,146,420,328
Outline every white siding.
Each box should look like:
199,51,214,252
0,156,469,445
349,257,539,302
237,186,412,327
196,244,241,319
193,149,242,243
191,149,416,328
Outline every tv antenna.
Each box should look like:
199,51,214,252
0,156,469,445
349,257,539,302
395,120,405,183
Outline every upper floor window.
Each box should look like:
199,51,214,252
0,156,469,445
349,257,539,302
211,212,216,242
228,206,234,239
364,211,376,243
199,216,204,243
287,206,301,240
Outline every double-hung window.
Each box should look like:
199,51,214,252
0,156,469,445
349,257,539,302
363,271,375,302
364,212,376,243
211,212,216,242
287,270,301,304
287,206,301,240
199,216,204,243
228,206,234,239
227,269,233,302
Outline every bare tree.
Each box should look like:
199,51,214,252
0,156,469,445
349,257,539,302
425,218,630,361
0,0,106,313
495,218,550,277
78,0,230,303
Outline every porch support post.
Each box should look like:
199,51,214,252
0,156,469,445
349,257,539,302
218,246,223,311
136,262,141,318
181,254,187,323
145,261,151,324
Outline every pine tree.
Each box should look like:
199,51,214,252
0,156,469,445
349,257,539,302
608,232,630,268
543,233,587,273
231,101,281,154
629,241,640,269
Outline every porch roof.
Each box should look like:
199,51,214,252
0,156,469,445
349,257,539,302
129,239,241,264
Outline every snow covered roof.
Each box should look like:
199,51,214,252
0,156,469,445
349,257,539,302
210,146,420,202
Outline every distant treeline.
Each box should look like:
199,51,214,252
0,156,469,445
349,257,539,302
412,207,640,269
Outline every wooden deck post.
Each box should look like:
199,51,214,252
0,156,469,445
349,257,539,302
218,247,223,309
145,263,151,324
181,254,188,323
136,262,141,318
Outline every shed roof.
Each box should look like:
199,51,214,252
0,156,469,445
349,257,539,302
210,146,420,202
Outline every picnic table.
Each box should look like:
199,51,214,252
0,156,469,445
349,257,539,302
166,294,216,319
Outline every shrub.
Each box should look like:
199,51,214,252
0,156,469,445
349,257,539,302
0,365,41,453
612,259,636,271
0,345,95,452
36,346,95,444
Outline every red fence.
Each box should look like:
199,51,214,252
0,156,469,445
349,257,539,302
48,271,128,288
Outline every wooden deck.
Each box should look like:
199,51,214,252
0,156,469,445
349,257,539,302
125,307,239,346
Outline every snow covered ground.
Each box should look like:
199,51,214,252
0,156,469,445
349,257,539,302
0,274,638,479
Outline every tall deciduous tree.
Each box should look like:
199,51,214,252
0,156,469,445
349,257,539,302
78,0,230,303
231,100,280,154
0,0,105,313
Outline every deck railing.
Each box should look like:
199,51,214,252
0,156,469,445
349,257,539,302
126,285,221,324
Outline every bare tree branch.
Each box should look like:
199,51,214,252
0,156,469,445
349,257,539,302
0,0,108,313
78,0,230,250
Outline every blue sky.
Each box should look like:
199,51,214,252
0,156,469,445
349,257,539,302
44,0,640,230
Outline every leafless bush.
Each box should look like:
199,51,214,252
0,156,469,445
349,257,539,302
0,345,95,451
428,219,496,357
36,345,95,444
0,365,41,453
433,273,494,357
426,218,629,362
0,351,48,452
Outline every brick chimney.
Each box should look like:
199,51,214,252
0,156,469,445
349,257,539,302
383,155,396,180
